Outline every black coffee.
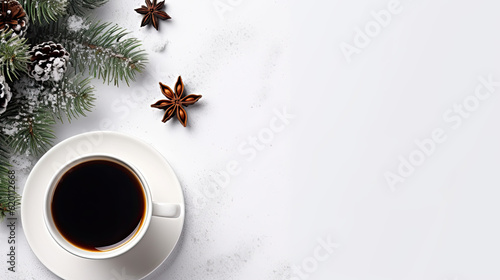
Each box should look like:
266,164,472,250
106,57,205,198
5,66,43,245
51,159,146,252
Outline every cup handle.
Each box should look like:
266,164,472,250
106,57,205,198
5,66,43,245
152,202,180,218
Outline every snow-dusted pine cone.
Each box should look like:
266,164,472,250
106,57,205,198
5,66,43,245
0,0,29,37
28,41,70,82
0,75,12,115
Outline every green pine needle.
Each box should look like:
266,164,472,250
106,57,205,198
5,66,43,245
20,0,68,24
8,109,56,156
49,75,96,122
0,31,30,82
68,0,109,16
32,19,148,87
1,2,147,160
1,98,56,157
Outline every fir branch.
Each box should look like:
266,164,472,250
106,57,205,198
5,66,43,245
1,96,56,157
68,0,109,16
8,108,56,156
10,75,95,123
45,75,96,122
19,0,68,24
69,21,148,86
31,19,147,87
0,31,30,82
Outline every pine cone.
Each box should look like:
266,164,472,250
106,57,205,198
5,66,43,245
28,42,70,82
0,75,12,116
0,0,29,37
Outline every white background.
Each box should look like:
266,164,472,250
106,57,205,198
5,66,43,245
3,0,500,279
294,0,500,280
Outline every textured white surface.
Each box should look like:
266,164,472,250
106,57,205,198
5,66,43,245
1,0,292,279
294,1,500,280
8,0,500,279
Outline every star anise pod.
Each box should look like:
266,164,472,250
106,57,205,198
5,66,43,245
135,0,170,31
151,76,202,127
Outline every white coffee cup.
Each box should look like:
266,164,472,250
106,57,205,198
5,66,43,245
43,154,180,260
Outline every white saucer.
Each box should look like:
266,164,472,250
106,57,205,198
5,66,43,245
21,131,185,280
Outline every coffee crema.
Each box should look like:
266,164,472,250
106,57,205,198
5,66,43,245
51,159,146,252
